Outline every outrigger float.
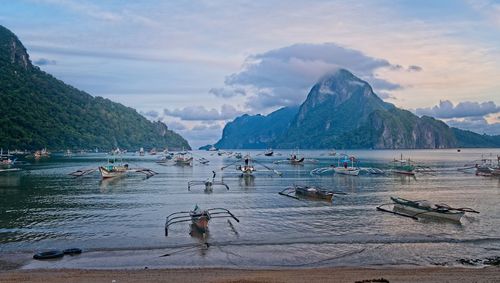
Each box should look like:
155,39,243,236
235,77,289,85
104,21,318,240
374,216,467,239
279,185,347,201
165,206,239,236
377,197,479,222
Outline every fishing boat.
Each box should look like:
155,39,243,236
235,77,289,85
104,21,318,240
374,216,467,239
139,147,145,156
390,154,416,175
64,149,73,157
165,206,239,236
377,197,479,222
197,157,210,165
264,149,274,156
0,149,16,166
236,157,256,176
188,172,229,192
149,148,157,155
98,157,129,179
234,152,242,159
222,155,281,177
33,148,50,159
333,154,360,176
288,153,305,165
279,185,339,201
173,152,193,166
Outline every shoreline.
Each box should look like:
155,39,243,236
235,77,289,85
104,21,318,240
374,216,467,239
1,266,499,283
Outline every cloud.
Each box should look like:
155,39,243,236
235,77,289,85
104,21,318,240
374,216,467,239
222,43,407,110
33,58,57,65
408,65,423,72
163,104,243,121
165,121,187,131
446,117,500,135
415,100,500,119
209,87,246,98
140,110,159,119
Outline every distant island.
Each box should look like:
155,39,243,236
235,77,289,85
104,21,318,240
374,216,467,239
214,69,500,149
0,25,190,151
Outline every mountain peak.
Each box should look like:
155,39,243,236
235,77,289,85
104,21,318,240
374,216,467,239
0,25,31,70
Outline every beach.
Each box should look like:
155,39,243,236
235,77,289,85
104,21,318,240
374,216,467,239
1,267,499,283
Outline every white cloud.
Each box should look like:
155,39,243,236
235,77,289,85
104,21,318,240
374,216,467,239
446,117,500,135
415,100,499,119
221,43,409,110
163,104,243,121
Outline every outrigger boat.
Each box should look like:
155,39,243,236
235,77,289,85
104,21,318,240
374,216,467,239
173,152,193,166
377,197,479,222
333,154,360,176
98,157,129,179
221,155,281,177
264,149,274,156
139,147,145,156
188,172,229,192
279,185,346,201
391,154,416,176
165,206,239,236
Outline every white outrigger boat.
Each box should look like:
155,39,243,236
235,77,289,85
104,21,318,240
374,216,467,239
333,154,360,176
377,197,479,222
98,157,129,179
173,151,193,166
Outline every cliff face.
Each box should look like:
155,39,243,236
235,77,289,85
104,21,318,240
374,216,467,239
215,68,500,149
365,109,457,149
215,106,299,149
0,25,190,150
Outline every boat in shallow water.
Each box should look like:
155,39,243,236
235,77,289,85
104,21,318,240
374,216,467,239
165,206,239,236
380,196,479,222
333,154,360,176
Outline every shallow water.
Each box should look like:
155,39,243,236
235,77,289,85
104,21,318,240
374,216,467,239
1,149,499,268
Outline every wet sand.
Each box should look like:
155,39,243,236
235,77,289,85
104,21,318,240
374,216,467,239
1,267,499,283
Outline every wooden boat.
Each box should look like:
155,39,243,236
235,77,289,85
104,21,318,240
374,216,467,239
98,157,129,179
165,206,239,236
334,154,359,176
99,163,128,179
264,149,274,156
173,152,193,166
377,197,479,222
391,154,415,175
279,185,346,201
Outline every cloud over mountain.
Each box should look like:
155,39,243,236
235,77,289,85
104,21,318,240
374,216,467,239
219,43,408,111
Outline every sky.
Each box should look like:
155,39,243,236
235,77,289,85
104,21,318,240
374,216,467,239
1,0,499,148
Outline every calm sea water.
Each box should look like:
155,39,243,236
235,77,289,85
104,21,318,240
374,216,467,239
1,149,499,269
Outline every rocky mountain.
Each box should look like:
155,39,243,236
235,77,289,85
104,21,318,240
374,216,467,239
215,106,299,149
215,69,500,149
0,25,190,150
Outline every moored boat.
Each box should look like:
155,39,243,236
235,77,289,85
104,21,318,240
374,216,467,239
391,154,415,175
377,197,479,222
98,157,129,179
333,154,359,176
173,152,193,166
165,206,239,236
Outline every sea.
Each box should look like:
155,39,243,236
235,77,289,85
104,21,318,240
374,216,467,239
0,149,499,269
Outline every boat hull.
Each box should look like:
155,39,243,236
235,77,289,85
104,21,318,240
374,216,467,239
334,167,360,176
391,197,464,222
99,166,127,179
295,188,333,201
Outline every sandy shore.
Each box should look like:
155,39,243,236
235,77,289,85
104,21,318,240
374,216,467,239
1,267,499,283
